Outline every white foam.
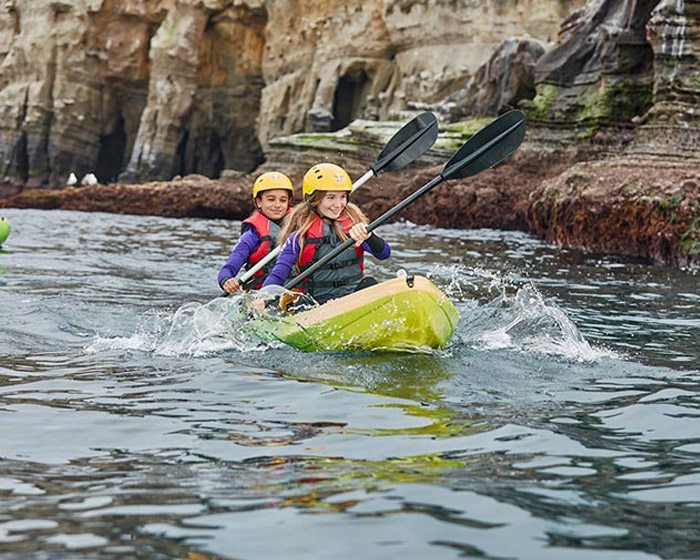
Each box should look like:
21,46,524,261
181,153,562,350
429,265,621,363
85,293,271,357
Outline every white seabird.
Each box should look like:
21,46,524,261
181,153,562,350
81,173,98,186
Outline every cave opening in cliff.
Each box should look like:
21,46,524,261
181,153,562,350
15,132,29,182
331,70,370,131
95,116,127,183
209,132,225,178
176,131,190,177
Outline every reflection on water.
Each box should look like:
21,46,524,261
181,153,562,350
0,209,699,559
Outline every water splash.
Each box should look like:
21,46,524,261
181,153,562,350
88,264,617,362
154,296,257,356
429,264,618,362
86,294,267,357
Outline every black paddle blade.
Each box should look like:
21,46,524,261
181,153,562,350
442,110,526,180
371,112,438,174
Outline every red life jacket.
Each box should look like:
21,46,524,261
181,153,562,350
241,211,281,289
295,213,364,295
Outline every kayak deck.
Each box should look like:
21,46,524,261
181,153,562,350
248,275,459,352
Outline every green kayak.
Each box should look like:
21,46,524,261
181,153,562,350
0,217,10,246
248,274,459,352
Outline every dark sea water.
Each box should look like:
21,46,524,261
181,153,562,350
1,208,699,559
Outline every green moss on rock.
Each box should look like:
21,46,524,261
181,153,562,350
527,81,652,129
527,84,561,122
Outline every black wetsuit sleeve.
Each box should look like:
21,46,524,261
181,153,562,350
365,233,387,254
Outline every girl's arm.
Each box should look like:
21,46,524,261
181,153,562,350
362,233,390,260
348,222,390,260
218,228,260,288
262,234,300,287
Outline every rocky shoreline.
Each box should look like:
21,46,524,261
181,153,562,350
3,135,698,269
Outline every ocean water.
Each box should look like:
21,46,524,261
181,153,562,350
1,208,699,559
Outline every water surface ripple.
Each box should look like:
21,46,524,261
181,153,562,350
1,209,699,559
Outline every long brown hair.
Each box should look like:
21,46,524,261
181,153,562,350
279,191,368,262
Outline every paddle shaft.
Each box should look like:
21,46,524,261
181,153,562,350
284,174,443,290
284,117,524,290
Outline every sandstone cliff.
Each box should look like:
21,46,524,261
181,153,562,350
526,0,700,266
0,0,581,191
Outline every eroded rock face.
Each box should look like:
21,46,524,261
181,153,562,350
629,0,700,158
443,38,548,120
0,0,580,190
0,0,167,191
0,0,266,190
122,1,267,182
529,0,658,135
258,0,582,143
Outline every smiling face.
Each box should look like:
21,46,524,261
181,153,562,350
256,189,291,221
316,191,348,220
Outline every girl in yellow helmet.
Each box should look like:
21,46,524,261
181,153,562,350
262,163,390,305
218,172,294,292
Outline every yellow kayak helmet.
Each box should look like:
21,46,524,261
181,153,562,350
302,163,352,198
252,172,294,200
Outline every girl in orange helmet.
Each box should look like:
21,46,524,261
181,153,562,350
262,163,390,305
218,172,294,293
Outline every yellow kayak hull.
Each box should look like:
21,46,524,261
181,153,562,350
249,275,459,352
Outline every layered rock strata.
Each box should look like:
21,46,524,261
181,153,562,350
629,0,700,158
0,0,582,191
0,0,267,192
524,0,700,267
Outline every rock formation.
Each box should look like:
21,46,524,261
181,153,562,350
0,0,582,192
525,0,658,158
631,0,700,158
528,158,700,267
527,0,700,266
442,38,548,120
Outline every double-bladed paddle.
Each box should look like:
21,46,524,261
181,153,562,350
284,109,527,291
236,112,439,289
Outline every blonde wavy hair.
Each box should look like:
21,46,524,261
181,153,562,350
279,191,368,263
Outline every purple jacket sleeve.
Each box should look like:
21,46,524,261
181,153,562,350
217,228,260,288
262,234,300,287
362,234,390,260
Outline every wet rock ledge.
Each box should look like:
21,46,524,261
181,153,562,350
3,144,698,269
529,158,700,268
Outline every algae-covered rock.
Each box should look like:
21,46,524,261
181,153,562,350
262,115,495,170
529,0,657,128
528,159,700,267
